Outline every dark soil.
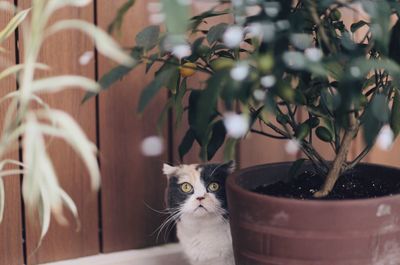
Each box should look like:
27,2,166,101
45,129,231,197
252,170,400,200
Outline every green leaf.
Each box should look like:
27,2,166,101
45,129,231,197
179,129,196,161
391,90,400,137
362,1,391,55
223,138,237,162
107,0,136,33
389,19,400,65
207,121,226,160
316,126,333,142
195,72,227,141
371,94,390,122
137,67,176,112
295,122,310,140
350,20,368,33
174,78,187,127
287,159,306,179
135,25,160,51
207,23,228,45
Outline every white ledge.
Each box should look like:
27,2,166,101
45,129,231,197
40,243,188,265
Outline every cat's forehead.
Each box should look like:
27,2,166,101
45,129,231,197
174,164,202,183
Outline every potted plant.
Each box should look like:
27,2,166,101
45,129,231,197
98,0,400,264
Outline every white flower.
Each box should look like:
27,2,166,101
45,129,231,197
79,51,94,65
147,2,163,13
149,13,166,25
350,66,361,77
261,75,276,88
172,44,192,59
230,63,249,81
283,51,306,70
223,112,249,139
377,125,394,151
264,2,281,17
305,48,323,62
261,22,276,42
290,33,313,50
223,26,244,48
285,139,300,155
246,23,263,38
141,136,164,156
253,89,266,101
276,20,290,30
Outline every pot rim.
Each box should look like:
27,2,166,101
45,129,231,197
227,161,400,206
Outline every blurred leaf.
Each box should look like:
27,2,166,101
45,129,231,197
138,67,176,112
108,0,136,33
207,120,226,160
195,72,227,141
295,122,310,140
190,9,229,30
32,75,100,93
161,0,189,36
223,138,237,162
362,0,391,55
179,129,195,161
372,94,390,122
135,25,160,51
362,95,387,146
350,20,368,33
207,23,228,45
389,19,400,64
0,8,29,44
391,89,400,137
287,159,306,179
0,63,49,80
49,19,135,66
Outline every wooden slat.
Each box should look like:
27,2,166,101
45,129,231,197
97,0,169,252
0,1,24,264
17,3,99,264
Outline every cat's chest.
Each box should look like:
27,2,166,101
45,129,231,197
177,217,233,264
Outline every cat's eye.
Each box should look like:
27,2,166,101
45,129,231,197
180,182,193,193
208,182,220,192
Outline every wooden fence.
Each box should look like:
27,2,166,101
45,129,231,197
0,1,400,264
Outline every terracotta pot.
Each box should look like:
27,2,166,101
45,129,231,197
226,162,400,265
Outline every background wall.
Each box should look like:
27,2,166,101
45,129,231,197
0,1,398,264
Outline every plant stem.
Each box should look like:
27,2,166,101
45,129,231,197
345,145,372,171
314,114,359,197
250,129,287,139
307,0,337,53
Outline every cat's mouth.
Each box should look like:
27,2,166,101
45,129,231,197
195,205,208,212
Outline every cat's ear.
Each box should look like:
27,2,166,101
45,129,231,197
221,160,235,174
163,163,177,177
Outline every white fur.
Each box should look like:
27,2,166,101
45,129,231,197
177,214,234,265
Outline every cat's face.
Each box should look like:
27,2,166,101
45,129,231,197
163,161,235,218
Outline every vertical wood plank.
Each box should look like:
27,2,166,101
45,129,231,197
0,2,24,264
97,0,168,252
18,3,99,264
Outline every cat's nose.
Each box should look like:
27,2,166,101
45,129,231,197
196,196,205,201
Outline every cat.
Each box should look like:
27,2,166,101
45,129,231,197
162,161,235,265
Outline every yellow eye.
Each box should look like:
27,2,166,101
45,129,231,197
180,182,193,193
208,182,220,192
